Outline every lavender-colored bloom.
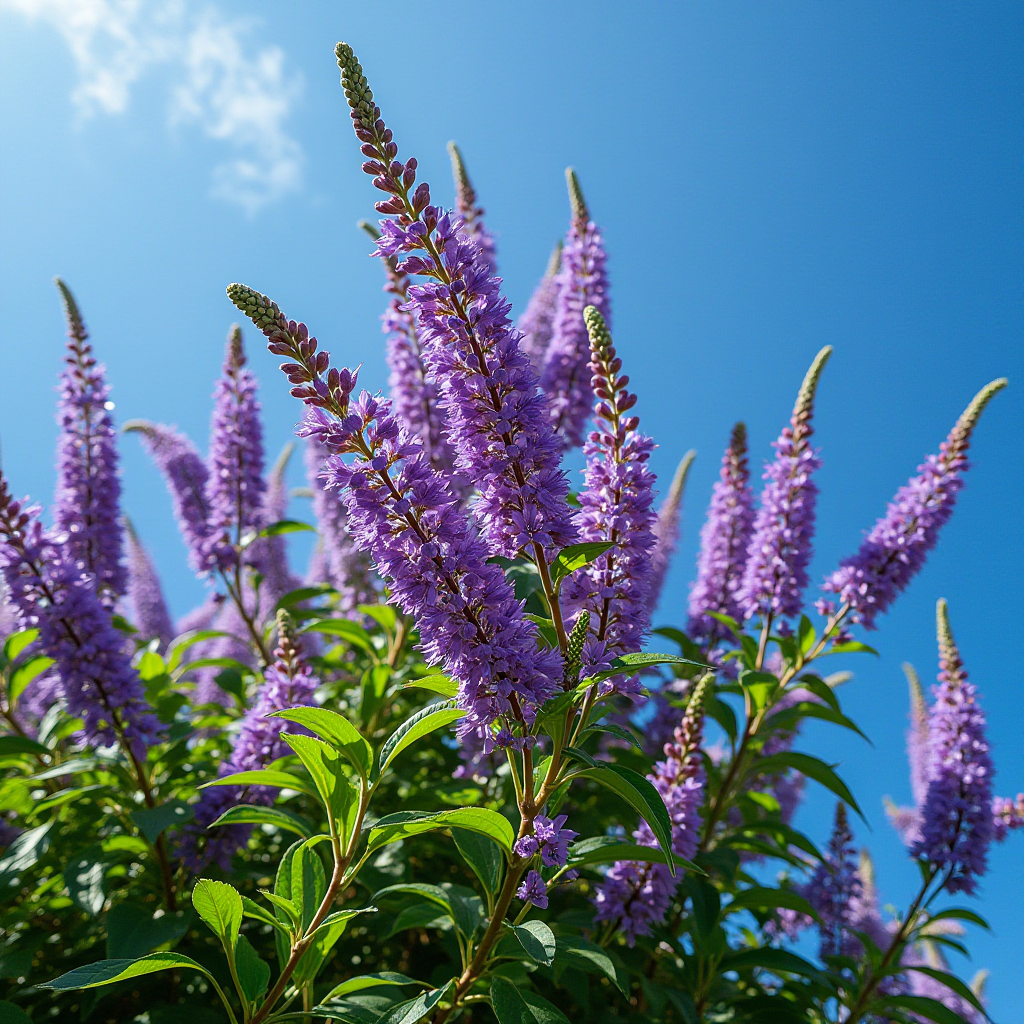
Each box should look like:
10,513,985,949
125,522,173,648
517,242,562,374
52,280,126,602
516,869,548,909
532,814,578,868
304,436,376,614
647,450,695,616
540,170,611,450
126,421,211,575
905,662,931,808
200,327,267,575
175,593,225,638
848,848,892,954
334,46,575,560
738,349,830,624
563,308,657,695
594,678,708,942
992,794,1024,843
448,141,497,275
0,582,16,638
802,802,861,958
193,599,256,707
226,284,560,736
687,423,755,641
911,600,994,895
250,444,300,610
823,379,1006,629
0,479,161,759
179,617,318,871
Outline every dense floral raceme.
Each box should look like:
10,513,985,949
51,280,127,603
178,614,318,871
687,422,755,641
563,306,658,693
738,348,830,624
802,803,862,958
647,449,695,615
448,141,497,275
226,283,560,739
517,241,562,374
334,42,576,562
200,327,267,575
540,171,612,450
911,600,994,895
823,378,1007,629
0,478,161,759
125,522,174,649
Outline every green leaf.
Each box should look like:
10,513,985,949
359,604,398,632
259,519,316,537
276,583,337,610
309,908,377,940
323,973,424,1001
165,629,229,672
106,903,191,959
368,808,514,857
903,967,988,1016
3,629,39,663
234,934,270,1003
301,618,376,656
581,722,643,751
41,952,211,991
277,838,327,934
721,887,818,921
281,732,356,828
241,895,290,934
573,763,675,870
64,847,107,916
588,651,706,683
0,736,48,758
924,907,990,931
554,936,628,995
400,674,459,699
566,837,702,874
192,879,242,949
523,614,559,649
795,673,842,713
766,702,871,745
360,664,392,727
549,541,615,587
209,804,313,838
706,696,738,744
874,995,976,1024
29,757,102,782
512,920,556,966
132,799,193,844
0,1000,33,1024
259,890,300,930
491,976,535,1024
375,981,455,1024
753,751,863,819
452,827,503,897
376,700,465,780
7,655,54,709
271,706,373,777
827,640,879,656
200,769,318,800
0,820,53,887
721,947,830,986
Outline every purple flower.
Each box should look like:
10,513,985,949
687,423,756,641
226,285,560,736
125,421,211,576
992,794,1024,843
906,663,931,809
125,522,174,648
175,593,224,638
802,803,861,958
192,599,257,708
911,600,994,895
847,848,892,954
823,379,1007,629
592,860,674,945
738,349,831,624
52,280,126,603
516,869,548,909
334,44,576,560
448,142,497,275
250,444,300,610
540,170,611,450
200,328,267,576
647,450,695,617
179,616,318,871
563,307,657,695
532,814,578,868
0,479,161,760
517,242,562,374
304,436,377,615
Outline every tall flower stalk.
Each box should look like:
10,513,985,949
124,520,174,648
518,241,563,374
647,449,695,616
448,141,497,274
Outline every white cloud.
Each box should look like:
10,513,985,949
0,0,303,212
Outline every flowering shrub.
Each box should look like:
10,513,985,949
0,39,1020,1024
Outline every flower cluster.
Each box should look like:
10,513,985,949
647,449,695,615
448,141,497,275
515,814,578,867
802,803,862,958
517,242,562,374
125,522,174,648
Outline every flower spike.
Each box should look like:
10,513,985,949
448,141,497,273
647,448,696,614
518,240,563,373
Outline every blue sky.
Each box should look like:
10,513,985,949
1,1,1021,1013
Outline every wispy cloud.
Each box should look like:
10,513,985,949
0,0,303,213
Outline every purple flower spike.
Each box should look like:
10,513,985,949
125,420,211,576
992,794,1024,843
516,869,548,909
250,444,300,610
911,599,994,895
226,284,560,736
335,44,575,560
738,348,831,625
0,477,161,760
594,676,709,942
801,803,861,958
304,436,376,615
823,379,1007,629
179,613,318,871
905,663,931,810
125,522,174,649
541,170,611,450
448,142,497,275
517,242,562,374
200,327,267,576
564,307,658,694
688,423,755,641
52,280,126,603
647,450,695,616
361,220,458,478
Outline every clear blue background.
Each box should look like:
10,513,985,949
1,2,1021,1015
